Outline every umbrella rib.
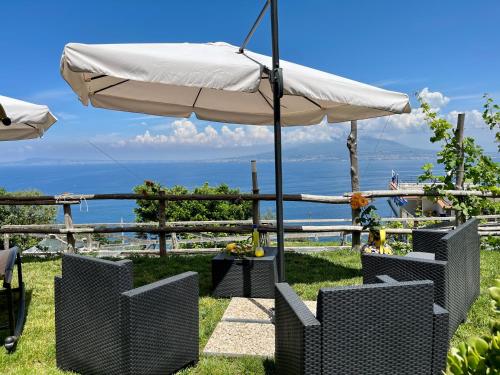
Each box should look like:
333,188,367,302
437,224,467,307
192,88,202,107
258,89,274,110
23,122,38,130
93,79,130,95
303,96,322,109
89,74,107,81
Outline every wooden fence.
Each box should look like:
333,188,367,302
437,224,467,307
1,187,498,256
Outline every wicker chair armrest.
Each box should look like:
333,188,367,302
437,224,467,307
120,271,199,374
432,304,449,374
362,253,447,282
362,253,448,307
275,283,321,375
374,274,398,284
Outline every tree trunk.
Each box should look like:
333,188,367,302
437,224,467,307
347,120,361,250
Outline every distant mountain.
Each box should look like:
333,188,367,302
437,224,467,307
1,137,436,166
238,136,435,162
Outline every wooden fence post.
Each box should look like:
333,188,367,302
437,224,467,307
455,113,466,225
171,232,179,249
63,204,76,253
158,191,167,256
86,233,93,251
3,234,9,250
347,120,361,250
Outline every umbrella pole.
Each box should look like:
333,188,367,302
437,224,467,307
270,0,285,282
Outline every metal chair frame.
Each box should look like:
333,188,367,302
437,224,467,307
0,247,26,352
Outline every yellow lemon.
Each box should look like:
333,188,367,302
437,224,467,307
254,247,265,257
226,243,237,251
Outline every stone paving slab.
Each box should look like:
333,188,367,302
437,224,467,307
204,321,275,358
222,298,274,322
204,297,317,358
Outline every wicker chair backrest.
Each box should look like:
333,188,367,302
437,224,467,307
56,255,133,374
317,280,435,375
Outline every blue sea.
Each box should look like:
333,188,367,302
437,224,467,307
0,158,436,224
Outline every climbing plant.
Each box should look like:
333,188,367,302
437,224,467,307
482,94,500,151
417,94,500,219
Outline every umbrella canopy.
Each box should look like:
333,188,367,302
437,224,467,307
0,95,57,141
61,42,410,126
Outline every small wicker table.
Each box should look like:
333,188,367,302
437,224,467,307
212,247,278,298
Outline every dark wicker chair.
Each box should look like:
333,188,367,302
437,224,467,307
275,275,449,375
0,247,26,352
55,254,199,375
362,218,480,337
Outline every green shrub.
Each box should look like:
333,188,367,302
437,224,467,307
446,279,500,374
133,181,252,223
389,240,412,255
0,188,57,250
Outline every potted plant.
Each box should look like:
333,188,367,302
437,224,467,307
350,193,392,254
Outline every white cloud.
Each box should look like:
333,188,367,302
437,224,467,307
112,88,490,149
283,118,346,144
117,118,349,149
118,119,273,148
418,87,450,109
360,108,428,134
446,110,488,129
55,112,79,121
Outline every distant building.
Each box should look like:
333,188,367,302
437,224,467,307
24,235,67,254
388,171,453,218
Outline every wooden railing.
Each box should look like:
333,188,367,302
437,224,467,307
1,188,498,255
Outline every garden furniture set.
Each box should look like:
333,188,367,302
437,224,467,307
0,219,480,374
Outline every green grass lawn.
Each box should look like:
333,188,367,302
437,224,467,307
1,250,498,374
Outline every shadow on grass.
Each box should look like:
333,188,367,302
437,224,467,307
22,255,61,264
263,358,276,374
132,254,215,296
285,252,361,284
0,289,33,346
131,251,361,297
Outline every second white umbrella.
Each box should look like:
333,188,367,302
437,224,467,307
0,95,57,141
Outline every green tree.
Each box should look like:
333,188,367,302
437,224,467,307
133,181,252,223
0,188,57,250
417,95,500,219
483,94,500,150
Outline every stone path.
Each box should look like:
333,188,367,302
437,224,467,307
203,297,316,358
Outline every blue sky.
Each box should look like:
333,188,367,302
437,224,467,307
1,0,499,162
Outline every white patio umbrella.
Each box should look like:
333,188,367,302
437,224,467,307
0,95,57,141
60,42,410,125
60,2,410,281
